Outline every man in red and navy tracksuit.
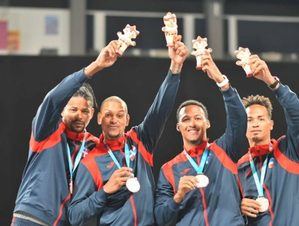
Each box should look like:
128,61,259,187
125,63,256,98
237,55,299,226
67,37,189,226
12,41,121,226
154,52,248,226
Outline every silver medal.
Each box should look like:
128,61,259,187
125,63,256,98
256,197,269,212
196,174,209,188
126,177,140,193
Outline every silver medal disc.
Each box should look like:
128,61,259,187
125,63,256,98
196,174,209,188
256,197,269,212
126,177,140,193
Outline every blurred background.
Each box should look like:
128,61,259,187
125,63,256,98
1,0,299,225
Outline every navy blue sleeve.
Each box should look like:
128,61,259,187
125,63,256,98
32,69,87,141
68,163,108,226
135,71,180,152
154,169,180,225
215,86,249,162
274,84,299,159
237,164,251,198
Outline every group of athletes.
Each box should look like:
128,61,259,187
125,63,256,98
11,35,299,226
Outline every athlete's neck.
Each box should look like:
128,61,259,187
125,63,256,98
183,140,208,152
249,137,271,148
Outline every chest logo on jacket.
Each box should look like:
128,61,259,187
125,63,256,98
180,168,191,175
82,150,88,158
129,146,137,161
106,161,115,169
268,157,275,169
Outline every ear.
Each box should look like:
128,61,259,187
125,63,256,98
270,119,274,131
176,123,181,132
61,107,66,120
89,108,95,121
126,114,130,126
206,119,211,129
97,112,102,125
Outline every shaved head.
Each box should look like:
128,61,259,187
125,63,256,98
100,96,128,113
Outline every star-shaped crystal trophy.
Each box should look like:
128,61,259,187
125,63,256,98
162,12,178,47
191,36,212,70
234,47,253,77
117,24,140,56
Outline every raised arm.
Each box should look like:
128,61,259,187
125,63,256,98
275,85,299,156
136,36,189,151
200,53,248,161
247,55,299,156
32,40,120,141
220,87,249,161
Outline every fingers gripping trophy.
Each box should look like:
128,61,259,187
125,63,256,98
162,12,178,47
234,47,253,77
191,36,212,70
117,24,140,56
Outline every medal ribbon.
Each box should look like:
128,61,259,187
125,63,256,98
66,133,86,194
248,153,269,197
184,149,209,175
106,142,132,169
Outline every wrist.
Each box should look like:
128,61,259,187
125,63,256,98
103,184,112,194
170,61,183,74
173,192,184,204
216,75,229,88
84,61,104,78
268,76,280,90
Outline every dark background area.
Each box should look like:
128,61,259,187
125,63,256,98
1,56,298,225
3,0,299,16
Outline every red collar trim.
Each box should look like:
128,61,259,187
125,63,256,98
99,133,125,151
249,139,276,158
65,127,86,141
185,140,208,157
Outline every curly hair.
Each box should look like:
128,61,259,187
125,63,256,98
73,83,98,109
242,95,273,118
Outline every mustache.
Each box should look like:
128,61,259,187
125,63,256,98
73,120,84,124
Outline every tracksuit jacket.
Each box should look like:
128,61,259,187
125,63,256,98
13,69,98,225
238,84,299,226
154,86,248,226
68,71,180,226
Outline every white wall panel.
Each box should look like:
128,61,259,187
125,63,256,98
2,7,69,55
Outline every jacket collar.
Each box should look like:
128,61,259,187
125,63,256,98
249,140,275,158
99,133,125,151
65,127,86,141
184,140,208,157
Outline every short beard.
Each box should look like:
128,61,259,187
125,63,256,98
104,132,124,140
251,136,263,144
70,125,85,133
